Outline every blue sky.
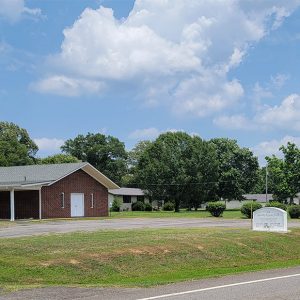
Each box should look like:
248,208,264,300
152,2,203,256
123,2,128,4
1,0,300,165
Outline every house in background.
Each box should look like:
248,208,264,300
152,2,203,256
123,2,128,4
108,188,149,211
0,162,118,220
219,194,274,209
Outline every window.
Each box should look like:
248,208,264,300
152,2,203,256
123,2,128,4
61,192,65,208
91,193,94,208
123,195,131,203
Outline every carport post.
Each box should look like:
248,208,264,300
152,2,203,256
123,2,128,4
39,188,42,220
10,189,15,221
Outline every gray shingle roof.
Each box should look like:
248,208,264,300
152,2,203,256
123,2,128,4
243,194,273,202
0,162,88,186
109,188,145,196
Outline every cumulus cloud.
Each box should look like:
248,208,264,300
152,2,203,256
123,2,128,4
252,135,300,165
0,0,42,22
34,138,64,152
32,0,299,116
255,94,300,130
214,93,300,131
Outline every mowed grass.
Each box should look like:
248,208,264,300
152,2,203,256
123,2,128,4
110,209,243,219
0,228,300,291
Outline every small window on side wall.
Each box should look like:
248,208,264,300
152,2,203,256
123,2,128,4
61,192,65,208
123,195,131,203
91,193,94,208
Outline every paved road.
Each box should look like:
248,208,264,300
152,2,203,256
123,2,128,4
0,218,299,238
1,267,299,299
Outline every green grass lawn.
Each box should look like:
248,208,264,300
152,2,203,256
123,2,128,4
110,209,244,219
0,228,300,291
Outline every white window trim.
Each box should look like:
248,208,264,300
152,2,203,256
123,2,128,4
91,193,94,208
61,192,65,208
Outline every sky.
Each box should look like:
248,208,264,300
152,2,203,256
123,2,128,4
1,0,300,165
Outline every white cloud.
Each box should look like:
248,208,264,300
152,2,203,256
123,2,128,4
32,0,299,116
215,92,300,131
34,138,64,152
255,94,300,130
129,128,161,140
252,73,289,107
0,0,42,22
31,75,105,97
173,76,244,116
252,136,300,165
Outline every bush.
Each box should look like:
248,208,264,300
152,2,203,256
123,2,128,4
288,205,300,219
111,198,122,212
241,202,262,218
144,203,153,211
163,201,174,211
132,201,145,211
265,201,287,211
206,202,226,217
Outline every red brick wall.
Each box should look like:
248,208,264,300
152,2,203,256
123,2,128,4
41,169,108,219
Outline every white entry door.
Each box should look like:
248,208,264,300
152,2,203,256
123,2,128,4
71,193,84,217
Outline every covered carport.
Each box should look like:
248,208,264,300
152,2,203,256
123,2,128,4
0,184,43,221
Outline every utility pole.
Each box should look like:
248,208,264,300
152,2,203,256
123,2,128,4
265,165,268,203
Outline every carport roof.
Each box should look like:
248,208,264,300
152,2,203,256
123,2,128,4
109,188,145,196
0,162,119,189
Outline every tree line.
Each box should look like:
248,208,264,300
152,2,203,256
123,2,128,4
0,121,298,208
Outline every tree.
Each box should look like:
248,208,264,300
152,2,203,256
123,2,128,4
251,167,274,194
0,122,38,166
134,132,219,212
38,154,80,164
61,133,127,184
210,138,259,201
266,142,300,204
123,140,152,186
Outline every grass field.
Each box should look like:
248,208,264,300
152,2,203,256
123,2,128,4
0,228,300,291
109,209,244,219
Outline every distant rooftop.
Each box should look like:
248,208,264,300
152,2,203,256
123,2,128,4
243,194,273,202
109,187,145,196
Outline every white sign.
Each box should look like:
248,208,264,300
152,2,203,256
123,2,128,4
253,207,287,232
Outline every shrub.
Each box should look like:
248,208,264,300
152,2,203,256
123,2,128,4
288,205,300,219
144,203,153,211
265,201,287,211
132,201,145,211
206,202,226,217
241,202,262,218
163,201,174,211
111,198,122,212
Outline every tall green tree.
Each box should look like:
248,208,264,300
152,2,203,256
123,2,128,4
210,138,259,200
38,154,80,164
134,132,219,212
251,167,274,194
61,133,127,184
266,142,300,204
0,122,38,166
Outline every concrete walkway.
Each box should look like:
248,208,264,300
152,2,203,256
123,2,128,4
0,218,299,238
